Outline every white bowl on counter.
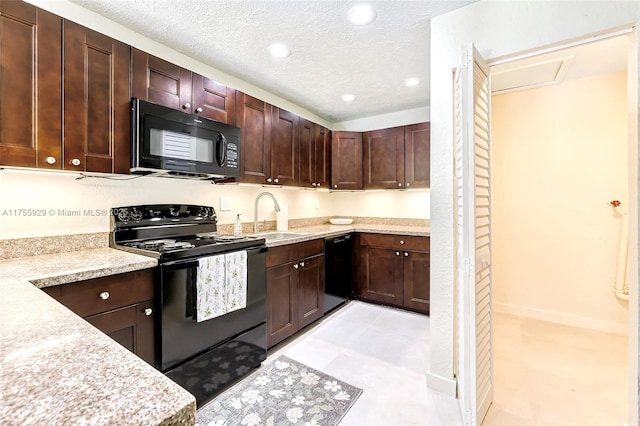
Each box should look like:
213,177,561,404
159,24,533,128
329,218,353,225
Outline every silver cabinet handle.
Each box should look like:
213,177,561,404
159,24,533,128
71,158,81,166
46,156,56,164
266,177,272,183
195,107,203,113
312,182,316,187
395,251,400,256
144,308,153,316
398,183,402,187
334,184,338,188
300,261,305,267
99,291,110,300
274,178,279,183
293,263,299,269
407,182,411,187
400,240,405,245
182,103,190,110
404,252,409,257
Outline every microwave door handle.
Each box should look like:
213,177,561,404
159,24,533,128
216,133,227,166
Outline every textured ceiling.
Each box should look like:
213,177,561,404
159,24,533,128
68,0,475,123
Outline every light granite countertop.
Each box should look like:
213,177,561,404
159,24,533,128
0,223,427,425
0,248,196,425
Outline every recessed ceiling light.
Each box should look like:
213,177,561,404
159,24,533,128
404,77,420,87
268,43,291,58
348,4,376,26
341,94,356,102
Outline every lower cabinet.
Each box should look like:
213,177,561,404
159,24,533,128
41,269,156,365
266,239,324,348
355,233,430,314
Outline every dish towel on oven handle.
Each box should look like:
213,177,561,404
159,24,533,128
195,250,247,322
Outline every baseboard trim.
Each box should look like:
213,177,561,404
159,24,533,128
426,370,457,397
494,302,628,335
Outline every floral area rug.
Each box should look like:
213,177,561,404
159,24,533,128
196,355,363,426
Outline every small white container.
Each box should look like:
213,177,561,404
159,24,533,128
330,218,353,225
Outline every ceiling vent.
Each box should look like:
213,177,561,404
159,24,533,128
492,56,574,95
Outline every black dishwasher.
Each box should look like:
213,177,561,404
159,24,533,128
324,234,353,313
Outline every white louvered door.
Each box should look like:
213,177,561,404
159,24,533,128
454,43,493,425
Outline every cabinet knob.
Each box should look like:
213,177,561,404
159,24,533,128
195,106,203,113
312,182,316,187
400,240,405,245
406,182,411,187
266,177,272,183
45,156,56,165
404,252,409,257
182,103,190,110
70,158,81,166
334,184,338,189
398,183,402,187
144,308,153,316
300,261,305,267
396,251,400,256
99,291,110,300
274,178,279,184
293,263,299,269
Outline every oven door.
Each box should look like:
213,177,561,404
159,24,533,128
157,245,267,373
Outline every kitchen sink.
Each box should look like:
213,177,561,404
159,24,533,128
251,231,313,241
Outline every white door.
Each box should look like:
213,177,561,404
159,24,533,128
454,43,493,425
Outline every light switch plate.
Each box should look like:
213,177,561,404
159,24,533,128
220,197,232,211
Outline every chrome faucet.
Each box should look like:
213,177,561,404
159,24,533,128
254,192,281,233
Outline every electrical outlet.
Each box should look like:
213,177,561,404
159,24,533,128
220,197,232,211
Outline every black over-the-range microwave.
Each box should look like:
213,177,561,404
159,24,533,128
131,98,241,179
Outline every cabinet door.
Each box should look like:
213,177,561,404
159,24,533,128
191,73,236,125
405,122,430,189
131,48,192,112
359,246,403,306
85,301,155,365
0,2,61,168
297,255,324,329
266,263,297,347
298,118,315,188
63,21,130,173
314,125,331,189
363,126,405,189
236,92,272,184
331,131,363,190
402,250,430,314
271,107,299,186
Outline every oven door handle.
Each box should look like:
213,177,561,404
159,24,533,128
161,245,268,269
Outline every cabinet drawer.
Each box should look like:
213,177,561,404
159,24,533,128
267,239,324,267
51,269,154,318
359,233,429,251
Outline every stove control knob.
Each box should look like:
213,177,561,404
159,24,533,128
169,208,179,217
131,209,143,221
117,209,130,222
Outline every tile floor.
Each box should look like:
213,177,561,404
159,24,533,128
484,312,629,426
269,300,463,426
269,301,630,426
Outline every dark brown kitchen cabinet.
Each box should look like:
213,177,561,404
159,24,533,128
363,126,405,189
270,107,299,186
132,49,236,124
266,239,324,348
300,119,331,189
331,131,363,190
64,21,130,173
405,122,430,188
355,233,430,314
0,1,62,169
41,269,156,365
237,92,273,184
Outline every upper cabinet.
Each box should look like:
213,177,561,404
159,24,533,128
405,122,430,188
270,107,299,186
0,1,62,169
236,92,273,184
132,49,236,125
64,21,130,174
363,126,405,189
331,131,363,190
0,2,130,173
299,119,330,189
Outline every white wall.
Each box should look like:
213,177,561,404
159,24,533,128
429,3,640,422
492,71,628,334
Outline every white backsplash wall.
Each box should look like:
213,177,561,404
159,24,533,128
0,169,429,239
